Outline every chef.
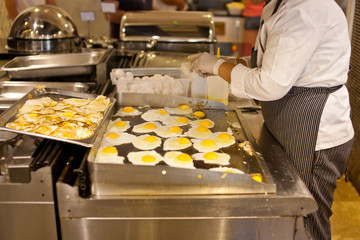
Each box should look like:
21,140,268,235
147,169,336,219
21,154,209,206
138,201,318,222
188,0,354,239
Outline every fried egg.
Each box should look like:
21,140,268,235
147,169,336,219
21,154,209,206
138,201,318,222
86,95,111,112
192,139,219,152
132,134,162,150
163,151,195,169
132,122,162,133
192,152,230,165
163,137,192,150
209,167,244,174
161,116,191,126
107,119,131,132
193,111,206,119
62,98,91,107
190,119,215,128
210,132,236,148
116,106,142,117
185,126,213,139
102,132,137,146
96,146,125,164
127,151,163,166
154,125,183,138
76,126,94,139
165,104,193,115
141,109,169,122
18,97,57,114
33,125,58,135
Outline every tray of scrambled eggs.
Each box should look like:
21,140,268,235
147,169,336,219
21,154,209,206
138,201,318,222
0,87,115,148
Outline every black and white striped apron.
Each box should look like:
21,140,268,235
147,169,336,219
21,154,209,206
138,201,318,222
251,1,354,239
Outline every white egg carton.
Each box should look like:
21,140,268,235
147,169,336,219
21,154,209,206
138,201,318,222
110,68,190,97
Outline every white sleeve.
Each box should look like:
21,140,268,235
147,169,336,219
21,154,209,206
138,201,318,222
230,9,324,101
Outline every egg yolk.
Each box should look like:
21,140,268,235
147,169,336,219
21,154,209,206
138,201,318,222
106,132,119,139
201,139,216,146
141,155,156,163
102,146,117,154
199,120,212,127
194,111,205,118
157,109,168,115
176,153,191,162
144,123,157,129
115,121,127,127
122,106,134,113
170,126,182,133
62,111,75,118
145,136,158,143
36,126,50,134
27,113,38,118
196,126,209,132
177,137,191,144
177,117,189,123
225,169,238,173
218,133,231,139
179,104,190,110
204,152,218,160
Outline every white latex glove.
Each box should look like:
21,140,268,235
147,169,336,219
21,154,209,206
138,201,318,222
188,52,225,77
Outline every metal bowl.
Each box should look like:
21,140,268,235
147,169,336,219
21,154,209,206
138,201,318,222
7,5,81,53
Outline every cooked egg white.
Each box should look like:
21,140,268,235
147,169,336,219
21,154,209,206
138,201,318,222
192,152,230,165
141,109,169,122
107,119,131,132
163,151,195,169
116,106,142,117
192,139,219,152
127,151,163,166
209,167,244,174
163,137,192,150
190,119,215,128
165,104,193,115
161,116,191,126
154,125,183,138
132,134,162,150
132,122,162,133
210,132,236,148
185,126,213,139
102,132,137,146
96,146,125,164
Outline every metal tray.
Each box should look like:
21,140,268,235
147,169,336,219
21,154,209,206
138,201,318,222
88,92,276,196
0,51,106,79
0,88,116,148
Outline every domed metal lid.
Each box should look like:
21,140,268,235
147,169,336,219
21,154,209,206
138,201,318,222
8,5,78,40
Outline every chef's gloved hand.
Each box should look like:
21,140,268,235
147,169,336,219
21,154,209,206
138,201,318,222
188,52,225,77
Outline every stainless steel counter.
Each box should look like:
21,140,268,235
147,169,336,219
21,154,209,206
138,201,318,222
55,99,317,240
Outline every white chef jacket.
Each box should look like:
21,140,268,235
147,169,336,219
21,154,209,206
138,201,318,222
15,0,46,14
230,0,354,151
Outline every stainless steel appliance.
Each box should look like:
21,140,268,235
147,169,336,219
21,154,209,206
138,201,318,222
119,11,217,55
7,5,80,54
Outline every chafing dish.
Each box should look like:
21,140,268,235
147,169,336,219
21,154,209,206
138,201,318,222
1,51,107,79
7,5,80,53
119,11,217,54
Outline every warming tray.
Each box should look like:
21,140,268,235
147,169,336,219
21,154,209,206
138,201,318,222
87,92,276,196
0,88,115,148
0,51,106,79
